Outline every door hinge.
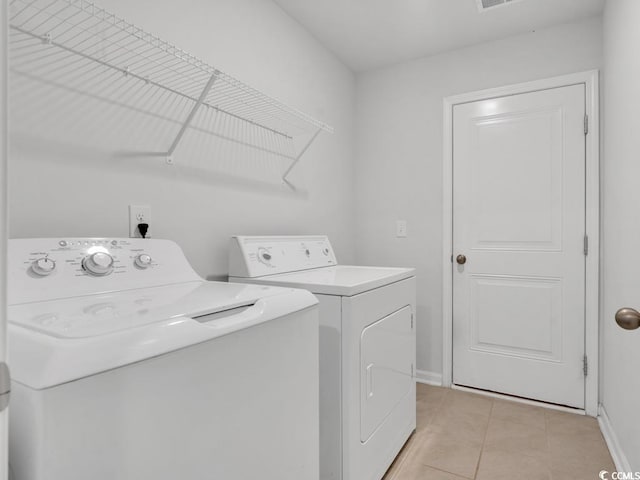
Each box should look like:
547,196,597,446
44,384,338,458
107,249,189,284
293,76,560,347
411,363,414,378
584,114,589,135
411,313,414,329
583,355,588,376
583,235,588,255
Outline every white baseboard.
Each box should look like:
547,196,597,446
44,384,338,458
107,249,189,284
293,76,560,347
598,404,632,472
415,369,442,386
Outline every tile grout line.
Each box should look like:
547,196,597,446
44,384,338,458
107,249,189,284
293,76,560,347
471,397,495,480
387,386,448,479
420,388,478,479
387,437,413,480
544,409,552,480
427,463,474,479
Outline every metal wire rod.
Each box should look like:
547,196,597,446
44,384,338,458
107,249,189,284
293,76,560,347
167,72,218,157
282,128,323,181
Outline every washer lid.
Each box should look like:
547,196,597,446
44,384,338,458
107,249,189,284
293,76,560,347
9,281,284,339
9,281,317,389
235,265,415,296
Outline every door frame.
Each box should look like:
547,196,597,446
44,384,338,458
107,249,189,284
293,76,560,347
0,0,8,475
441,70,600,416
0,0,9,480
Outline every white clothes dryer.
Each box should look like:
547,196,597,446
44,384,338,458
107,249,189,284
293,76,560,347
229,235,416,480
8,238,319,480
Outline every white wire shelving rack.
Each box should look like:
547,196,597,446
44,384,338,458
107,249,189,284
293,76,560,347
9,0,333,181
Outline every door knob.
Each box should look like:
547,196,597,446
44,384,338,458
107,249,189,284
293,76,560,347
615,308,640,330
456,254,467,265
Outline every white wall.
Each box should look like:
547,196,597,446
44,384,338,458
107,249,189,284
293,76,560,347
354,18,603,378
8,0,356,278
601,0,640,470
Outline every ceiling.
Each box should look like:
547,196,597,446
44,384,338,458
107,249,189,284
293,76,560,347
272,0,605,72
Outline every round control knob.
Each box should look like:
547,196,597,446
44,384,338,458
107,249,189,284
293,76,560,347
82,252,114,276
257,248,272,264
134,253,152,269
31,257,56,276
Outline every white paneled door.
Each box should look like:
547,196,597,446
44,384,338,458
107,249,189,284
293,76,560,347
452,85,586,408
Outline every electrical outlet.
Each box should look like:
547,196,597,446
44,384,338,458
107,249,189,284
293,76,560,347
396,220,407,238
129,205,151,238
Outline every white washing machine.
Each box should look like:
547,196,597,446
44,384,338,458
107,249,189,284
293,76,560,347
228,235,416,480
8,238,320,480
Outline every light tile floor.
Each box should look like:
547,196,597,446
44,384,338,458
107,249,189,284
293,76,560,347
384,384,615,480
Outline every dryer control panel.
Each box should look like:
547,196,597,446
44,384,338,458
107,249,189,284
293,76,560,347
9,238,201,304
229,235,338,278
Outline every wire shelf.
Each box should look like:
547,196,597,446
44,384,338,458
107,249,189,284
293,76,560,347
9,0,333,180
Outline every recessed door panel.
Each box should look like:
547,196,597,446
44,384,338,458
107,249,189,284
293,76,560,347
360,306,412,443
471,109,563,251
469,275,562,361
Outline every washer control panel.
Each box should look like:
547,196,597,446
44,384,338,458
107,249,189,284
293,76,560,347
229,235,337,278
9,238,200,305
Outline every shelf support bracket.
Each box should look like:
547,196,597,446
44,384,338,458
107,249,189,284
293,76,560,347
165,72,219,163
282,128,323,182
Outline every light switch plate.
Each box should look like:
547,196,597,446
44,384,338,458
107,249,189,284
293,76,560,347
396,220,407,238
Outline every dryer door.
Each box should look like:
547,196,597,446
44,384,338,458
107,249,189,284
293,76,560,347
360,305,413,442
